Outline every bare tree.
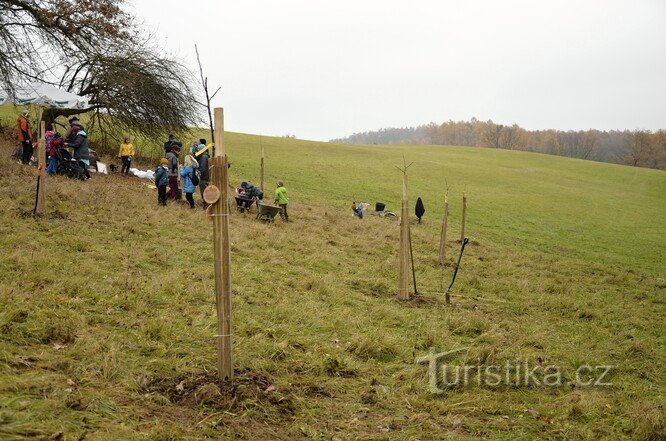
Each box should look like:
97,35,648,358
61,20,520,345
1,0,198,147
0,0,133,92
195,44,221,156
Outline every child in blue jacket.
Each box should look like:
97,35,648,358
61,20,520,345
155,158,169,206
180,154,199,209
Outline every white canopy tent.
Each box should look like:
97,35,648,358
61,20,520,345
2,83,92,215
0,83,89,109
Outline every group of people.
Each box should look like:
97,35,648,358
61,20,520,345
154,135,211,208
16,111,91,178
153,134,290,221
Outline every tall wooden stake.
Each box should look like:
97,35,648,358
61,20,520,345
34,121,46,215
438,195,449,266
397,160,413,300
460,193,467,242
212,107,232,381
408,227,418,295
260,138,265,191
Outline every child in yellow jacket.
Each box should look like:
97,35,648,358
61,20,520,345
118,137,135,176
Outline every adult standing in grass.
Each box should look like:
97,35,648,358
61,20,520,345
68,127,91,179
163,134,175,154
17,110,33,165
118,137,135,176
65,116,84,143
275,180,289,222
180,154,198,209
166,142,182,199
196,144,211,207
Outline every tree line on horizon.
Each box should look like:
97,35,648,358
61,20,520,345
330,118,666,170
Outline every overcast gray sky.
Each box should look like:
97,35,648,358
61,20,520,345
131,0,665,141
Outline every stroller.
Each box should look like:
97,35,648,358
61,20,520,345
55,148,87,180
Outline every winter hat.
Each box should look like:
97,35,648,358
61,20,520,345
160,158,168,165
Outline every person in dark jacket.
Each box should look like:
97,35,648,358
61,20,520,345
244,182,263,200
164,134,175,154
68,128,91,179
196,149,210,207
65,116,84,143
155,158,169,206
165,142,181,199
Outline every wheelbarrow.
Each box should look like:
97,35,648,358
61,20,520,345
256,202,282,222
235,194,255,213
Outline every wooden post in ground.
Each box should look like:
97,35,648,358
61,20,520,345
397,162,413,300
34,121,46,215
260,138,265,192
460,193,467,242
212,107,232,381
438,195,449,266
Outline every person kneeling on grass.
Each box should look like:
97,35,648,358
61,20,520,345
155,158,169,206
352,201,363,219
118,137,135,176
275,180,289,222
46,132,64,175
180,154,199,209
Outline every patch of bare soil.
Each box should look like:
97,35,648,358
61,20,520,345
144,368,295,416
397,294,441,308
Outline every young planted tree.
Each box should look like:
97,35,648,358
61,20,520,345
195,44,221,157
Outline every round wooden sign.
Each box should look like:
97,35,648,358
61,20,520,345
203,185,220,204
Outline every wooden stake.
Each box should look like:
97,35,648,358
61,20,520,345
260,139,265,191
460,193,467,242
438,195,449,266
34,121,46,215
212,107,232,381
408,227,418,295
398,170,410,300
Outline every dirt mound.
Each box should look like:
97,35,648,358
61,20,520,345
144,368,295,415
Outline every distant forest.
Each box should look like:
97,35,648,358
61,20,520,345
331,119,666,170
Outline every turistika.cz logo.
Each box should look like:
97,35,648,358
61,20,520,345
416,348,612,394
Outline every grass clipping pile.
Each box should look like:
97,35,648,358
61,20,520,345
143,369,295,416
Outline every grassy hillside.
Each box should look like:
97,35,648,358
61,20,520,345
0,116,664,440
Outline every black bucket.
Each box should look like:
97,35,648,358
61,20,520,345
375,202,386,212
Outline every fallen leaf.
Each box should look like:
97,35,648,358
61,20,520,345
53,343,67,351
264,384,277,393
175,380,186,392
66,378,77,387
50,432,64,441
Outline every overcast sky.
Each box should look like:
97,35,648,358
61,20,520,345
131,0,666,141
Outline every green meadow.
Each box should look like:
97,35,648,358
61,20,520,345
0,105,664,439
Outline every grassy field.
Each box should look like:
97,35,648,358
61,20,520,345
0,106,664,440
